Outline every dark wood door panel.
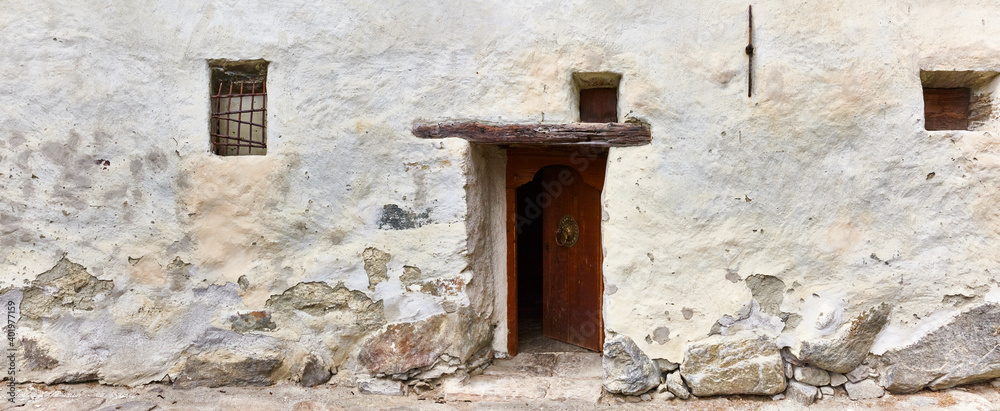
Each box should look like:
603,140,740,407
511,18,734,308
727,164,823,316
541,166,603,351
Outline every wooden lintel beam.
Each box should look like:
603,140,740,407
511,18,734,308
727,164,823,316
412,122,652,147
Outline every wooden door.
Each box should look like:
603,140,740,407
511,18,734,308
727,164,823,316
506,146,606,355
540,166,603,351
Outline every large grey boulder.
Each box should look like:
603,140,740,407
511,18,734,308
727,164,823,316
680,330,786,396
878,303,1000,393
602,335,661,395
797,303,891,373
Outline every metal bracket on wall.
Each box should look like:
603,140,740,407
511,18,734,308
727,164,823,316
746,5,754,98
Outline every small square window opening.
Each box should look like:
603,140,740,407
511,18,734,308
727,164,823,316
210,59,268,155
580,88,618,123
921,70,999,132
573,72,621,123
923,88,970,131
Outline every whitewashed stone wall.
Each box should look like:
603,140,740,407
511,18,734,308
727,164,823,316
2,0,1000,396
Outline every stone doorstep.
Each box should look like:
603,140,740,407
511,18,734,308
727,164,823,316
444,375,602,403
544,377,603,402
482,353,558,377
459,351,602,403
482,352,602,380
551,352,603,379
441,376,549,401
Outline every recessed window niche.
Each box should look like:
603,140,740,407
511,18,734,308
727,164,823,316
921,70,999,131
573,72,621,123
209,59,269,156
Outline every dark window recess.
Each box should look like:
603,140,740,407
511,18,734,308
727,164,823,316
210,59,268,155
923,88,970,131
580,88,618,123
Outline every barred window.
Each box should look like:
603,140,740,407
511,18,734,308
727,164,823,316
210,59,268,156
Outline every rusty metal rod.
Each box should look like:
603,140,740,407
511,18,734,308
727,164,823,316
746,5,754,98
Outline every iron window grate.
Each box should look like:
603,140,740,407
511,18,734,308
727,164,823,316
210,60,268,156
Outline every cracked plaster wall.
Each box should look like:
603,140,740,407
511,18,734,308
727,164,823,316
598,0,1000,366
2,0,1000,389
1,0,494,387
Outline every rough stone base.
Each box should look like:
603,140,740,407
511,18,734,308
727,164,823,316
680,331,786,396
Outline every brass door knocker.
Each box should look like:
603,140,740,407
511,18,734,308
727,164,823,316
555,215,579,247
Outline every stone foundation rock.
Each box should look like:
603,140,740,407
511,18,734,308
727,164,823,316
173,350,281,389
820,385,835,398
846,364,872,383
785,381,818,405
602,335,661,396
794,365,831,386
680,331,786,396
845,379,885,400
797,303,891,374
357,307,491,379
230,311,277,333
877,303,1000,393
357,377,404,396
300,355,332,387
663,371,690,400
830,372,848,387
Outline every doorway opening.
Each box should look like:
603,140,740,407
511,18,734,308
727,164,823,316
515,166,591,353
515,171,544,352
515,171,544,339
505,146,607,356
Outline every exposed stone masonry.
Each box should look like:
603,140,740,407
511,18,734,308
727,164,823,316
16,257,114,325
603,301,1000,405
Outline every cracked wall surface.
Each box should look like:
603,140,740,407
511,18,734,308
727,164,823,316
2,0,1000,397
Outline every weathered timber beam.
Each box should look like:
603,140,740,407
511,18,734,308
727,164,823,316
412,122,652,147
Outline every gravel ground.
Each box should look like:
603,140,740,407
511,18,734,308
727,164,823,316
2,381,1000,411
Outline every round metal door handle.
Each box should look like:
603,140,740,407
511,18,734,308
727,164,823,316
555,215,579,248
